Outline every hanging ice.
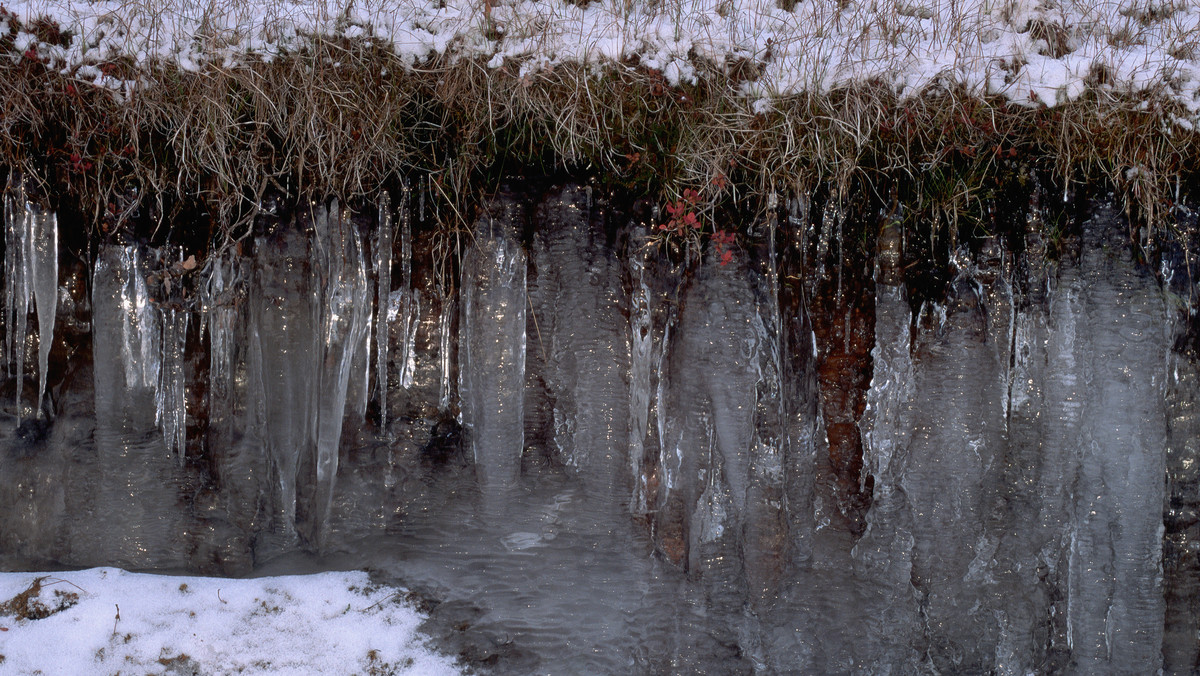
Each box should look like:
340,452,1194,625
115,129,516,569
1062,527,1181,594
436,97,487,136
201,252,244,406
1066,204,1167,673
437,294,454,412
91,246,160,393
628,227,654,516
530,186,629,500
375,191,394,427
4,181,58,421
397,187,417,390
156,305,188,462
309,200,373,544
250,222,316,543
88,244,187,569
459,203,526,491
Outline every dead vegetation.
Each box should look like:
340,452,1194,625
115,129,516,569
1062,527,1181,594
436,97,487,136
0,7,1197,251
0,576,82,621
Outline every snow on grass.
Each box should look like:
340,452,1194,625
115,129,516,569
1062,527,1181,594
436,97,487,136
0,567,462,675
3,0,1200,118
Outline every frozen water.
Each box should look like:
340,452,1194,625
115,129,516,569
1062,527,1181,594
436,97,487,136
156,306,188,462
1066,203,1167,673
250,221,316,546
4,181,57,422
529,186,630,503
376,191,394,427
0,189,1196,673
458,197,527,495
309,200,373,546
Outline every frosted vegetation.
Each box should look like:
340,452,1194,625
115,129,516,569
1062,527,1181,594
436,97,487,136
4,0,1200,114
3,0,1196,242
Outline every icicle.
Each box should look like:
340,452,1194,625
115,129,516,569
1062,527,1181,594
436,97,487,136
459,213,526,490
115,247,159,391
93,245,160,393
4,189,29,420
398,185,416,390
438,294,454,411
309,199,372,544
201,252,243,405
249,222,314,545
4,181,57,422
156,306,188,462
628,228,654,515
375,191,394,427
30,207,57,420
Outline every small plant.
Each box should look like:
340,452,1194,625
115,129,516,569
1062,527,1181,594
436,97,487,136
712,229,736,266
659,188,701,237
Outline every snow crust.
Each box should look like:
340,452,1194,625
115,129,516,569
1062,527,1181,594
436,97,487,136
0,567,461,675
3,0,1200,118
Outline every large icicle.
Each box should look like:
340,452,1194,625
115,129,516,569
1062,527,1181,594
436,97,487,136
156,305,189,462
530,186,629,501
397,186,417,390
851,217,923,672
4,182,58,421
459,199,527,492
437,294,454,412
250,222,316,545
309,199,373,545
375,192,394,428
201,252,244,406
89,244,184,569
628,226,655,517
1066,203,1168,673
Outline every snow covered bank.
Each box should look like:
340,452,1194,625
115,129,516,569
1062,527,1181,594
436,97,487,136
3,0,1200,116
0,568,462,675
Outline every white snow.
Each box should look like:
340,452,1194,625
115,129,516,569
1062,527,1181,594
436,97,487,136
2,0,1200,120
0,567,462,675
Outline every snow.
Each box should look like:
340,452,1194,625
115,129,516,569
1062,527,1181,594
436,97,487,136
3,0,1200,119
0,567,462,675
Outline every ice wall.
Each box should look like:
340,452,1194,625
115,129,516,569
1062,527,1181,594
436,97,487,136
0,183,1194,672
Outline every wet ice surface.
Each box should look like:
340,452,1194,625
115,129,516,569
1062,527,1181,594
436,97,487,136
255,466,750,676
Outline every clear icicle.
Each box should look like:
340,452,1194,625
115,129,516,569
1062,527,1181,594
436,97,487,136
459,213,526,491
156,306,189,461
30,208,57,420
629,229,654,516
114,246,160,392
309,200,372,544
4,189,30,420
92,245,160,395
438,294,454,412
249,222,314,545
202,252,243,405
375,191,393,427
398,193,416,390
4,182,57,421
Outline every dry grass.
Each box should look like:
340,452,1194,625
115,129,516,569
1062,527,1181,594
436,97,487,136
0,5,1198,252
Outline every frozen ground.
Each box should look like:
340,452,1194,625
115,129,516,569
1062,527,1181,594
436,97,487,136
2,0,1200,119
0,567,462,675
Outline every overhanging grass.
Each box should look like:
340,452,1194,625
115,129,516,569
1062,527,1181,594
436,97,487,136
1,9,1197,254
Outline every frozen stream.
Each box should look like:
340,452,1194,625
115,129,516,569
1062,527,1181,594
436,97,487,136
1,180,1198,673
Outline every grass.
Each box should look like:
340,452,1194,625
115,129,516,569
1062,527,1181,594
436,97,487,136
1,0,1199,258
